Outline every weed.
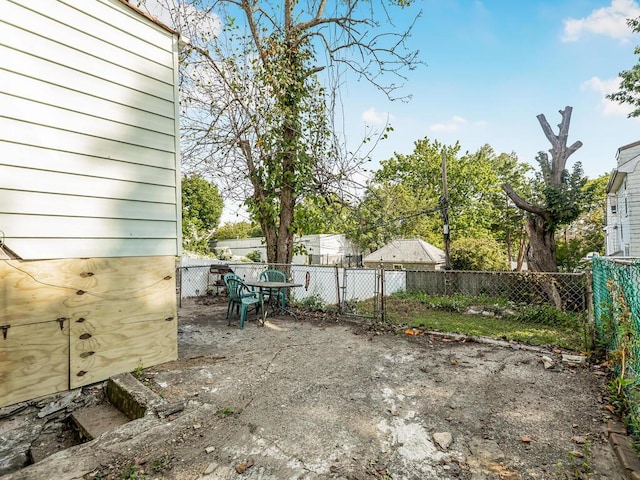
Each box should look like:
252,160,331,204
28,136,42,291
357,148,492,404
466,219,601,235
118,464,148,480
557,441,593,479
294,294,327,312
217,407,235,418
132,362,144,379
151,454,175,473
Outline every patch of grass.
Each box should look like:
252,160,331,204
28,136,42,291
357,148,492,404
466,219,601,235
384,294,585,351
150,454,175,474
118,464,148,480
217,407,235,418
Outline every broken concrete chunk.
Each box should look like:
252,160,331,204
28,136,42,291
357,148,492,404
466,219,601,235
433,431,453,450
562,354,586,364
541,356,554,369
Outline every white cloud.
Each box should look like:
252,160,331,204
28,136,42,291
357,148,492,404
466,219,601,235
430,115,486,133
361,107,392,125
562,0,640,42
581,76,635,116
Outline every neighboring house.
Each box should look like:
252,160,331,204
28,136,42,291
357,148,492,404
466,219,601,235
363,238,446,271
213,234,360,266
0,0,182,407
605,140,640,257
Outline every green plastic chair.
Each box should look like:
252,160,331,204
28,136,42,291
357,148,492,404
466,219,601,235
224,274,260,328
259,269,287,309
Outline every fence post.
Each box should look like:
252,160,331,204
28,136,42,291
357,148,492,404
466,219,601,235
585,270,595,350
335,265,341,311
380,266,386,323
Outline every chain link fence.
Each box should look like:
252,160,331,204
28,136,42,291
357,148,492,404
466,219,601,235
404,270,588,312
592,256,640,436
177,260,588,318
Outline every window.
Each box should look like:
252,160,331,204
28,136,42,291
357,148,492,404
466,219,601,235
611,204,617,214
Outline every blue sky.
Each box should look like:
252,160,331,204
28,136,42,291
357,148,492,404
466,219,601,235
343,0,640,180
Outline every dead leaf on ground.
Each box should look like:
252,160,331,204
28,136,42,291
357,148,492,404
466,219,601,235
604,405,616,413
521,436,532,443
235,459,254,474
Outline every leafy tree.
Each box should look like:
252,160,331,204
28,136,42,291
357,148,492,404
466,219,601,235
182,175,224,253
293,194,353,236
607,16,640,117
503,107,588,274
556,174,607,272
450,237,509,271
349,138,529,255
147,0,420,265
214,221,262,240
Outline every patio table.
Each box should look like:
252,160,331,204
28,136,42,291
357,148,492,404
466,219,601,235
244,280,303,325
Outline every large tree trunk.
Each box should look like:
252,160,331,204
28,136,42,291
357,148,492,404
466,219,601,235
525,216,557,272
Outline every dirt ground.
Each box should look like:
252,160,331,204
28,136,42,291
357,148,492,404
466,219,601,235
3,296,627,479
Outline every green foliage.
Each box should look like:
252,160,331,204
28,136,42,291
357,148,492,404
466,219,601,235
385,292,585,350
555,174,607,272
118,464,148,480
212,247,233,261
293,195,353,235
217,407,235,418
246,250,262,262
450,237,509,271
294,294,327,312
171,0,420,264
349,138,530,254
607,16,640,117
532,155,589,229
151,455,175,474
182,175,224,254
511,304,582,328
215,221,262,240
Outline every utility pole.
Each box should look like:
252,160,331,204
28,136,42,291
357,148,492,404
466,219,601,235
441,152,451,269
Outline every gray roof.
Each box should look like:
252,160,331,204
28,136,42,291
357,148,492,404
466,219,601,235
363,238,445,265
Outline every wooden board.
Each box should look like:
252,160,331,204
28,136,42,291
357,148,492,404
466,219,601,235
0,257,177,326
0,256,177,406
0,320,69,407
70,315,177,388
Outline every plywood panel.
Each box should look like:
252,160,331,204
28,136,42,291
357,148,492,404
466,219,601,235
67,255,178,387
0,257,177,326
70,316,177,388
0,320,69,408
0,256,177,405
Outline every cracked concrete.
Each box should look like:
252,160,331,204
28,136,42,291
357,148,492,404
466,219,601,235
1,297,626,479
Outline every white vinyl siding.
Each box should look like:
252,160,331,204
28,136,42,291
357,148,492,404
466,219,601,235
0,0,181,259
627,173,640,256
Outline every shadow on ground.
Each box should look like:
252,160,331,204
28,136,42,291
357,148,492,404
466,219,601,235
3,296,625,479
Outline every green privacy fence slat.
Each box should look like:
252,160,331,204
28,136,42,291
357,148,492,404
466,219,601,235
592,256,640,435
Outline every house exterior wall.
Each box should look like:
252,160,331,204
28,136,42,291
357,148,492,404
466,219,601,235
213,234,357,265
0,0,180,407
606,142,640,257
0,0,182,259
